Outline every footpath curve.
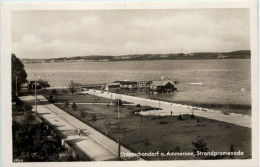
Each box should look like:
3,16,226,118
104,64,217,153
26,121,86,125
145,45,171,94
83,90,251,128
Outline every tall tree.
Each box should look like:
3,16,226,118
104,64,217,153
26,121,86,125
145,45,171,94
72,102,77,111
68,80,77,95
11,54,27,97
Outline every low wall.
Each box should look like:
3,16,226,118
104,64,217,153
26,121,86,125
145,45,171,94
35,115,90,161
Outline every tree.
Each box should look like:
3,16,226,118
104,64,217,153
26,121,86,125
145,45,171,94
62,89,68,94
72,102,77,111
68,80,77,95
80,111,86,118
23,103,32,113
49,95,55,103
192,136,208,155
91,114,97,123
11,54,27,97
64,100,69,109
230,144,235,159
178,114,183,120
23,111,35,124
116,99,123,106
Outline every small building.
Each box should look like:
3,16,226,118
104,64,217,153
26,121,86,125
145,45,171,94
138,81,150,92
113,81,138,90
81,83,106,90
104,83,121,91
28,80,50,90
147,80,177,94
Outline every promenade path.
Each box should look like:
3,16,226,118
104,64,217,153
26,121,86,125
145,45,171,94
83,90,251,128
19,95,143,161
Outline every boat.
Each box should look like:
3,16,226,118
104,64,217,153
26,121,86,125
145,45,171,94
188,83,203,85
241,88,247,92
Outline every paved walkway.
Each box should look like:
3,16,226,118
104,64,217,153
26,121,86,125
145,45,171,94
83,90,251,128
19,95,143,161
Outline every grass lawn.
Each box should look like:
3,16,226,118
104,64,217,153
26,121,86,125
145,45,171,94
56,96,251,160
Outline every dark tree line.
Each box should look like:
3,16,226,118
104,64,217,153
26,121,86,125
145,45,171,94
12,54,27,98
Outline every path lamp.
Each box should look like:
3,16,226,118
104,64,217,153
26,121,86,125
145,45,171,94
34,76,40,116
117,98,120,119
110,94,113,106
34,80,38,116
117,94,122,119
117,138,121,160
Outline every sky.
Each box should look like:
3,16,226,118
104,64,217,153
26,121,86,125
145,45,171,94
12,9,250,59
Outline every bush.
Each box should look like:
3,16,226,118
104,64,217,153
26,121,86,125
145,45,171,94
23,103,32,112
159,120,169,124
51,89,58,95
230,144,235,159
62,89,68,94
72,102,77,111
174,146,180,152
127,107,134,110
49,95,55,103
178,114,183,121
192,136,208,155
190,114,195,119
92,114,97,122
13,119,69,161
80,111,86,118
64,100,69,108
144,137,151,146
42,88,47,95
136,104,141,107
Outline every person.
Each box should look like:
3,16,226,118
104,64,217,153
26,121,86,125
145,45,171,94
77,128,81,136
171,111,173,116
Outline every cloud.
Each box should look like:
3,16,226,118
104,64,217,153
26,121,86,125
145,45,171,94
12,9,250,58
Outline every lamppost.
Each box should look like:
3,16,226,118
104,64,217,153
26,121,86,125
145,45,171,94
117,94,121,119
117,138,121,160
34,76,40,116
117,98,120,119
34,80,37,116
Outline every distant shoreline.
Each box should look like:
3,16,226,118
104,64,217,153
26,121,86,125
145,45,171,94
23,57,251,64
21,50,250,64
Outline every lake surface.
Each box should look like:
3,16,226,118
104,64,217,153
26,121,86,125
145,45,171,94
25,59,251,105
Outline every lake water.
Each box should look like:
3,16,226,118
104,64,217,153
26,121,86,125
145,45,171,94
25,59,251,105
